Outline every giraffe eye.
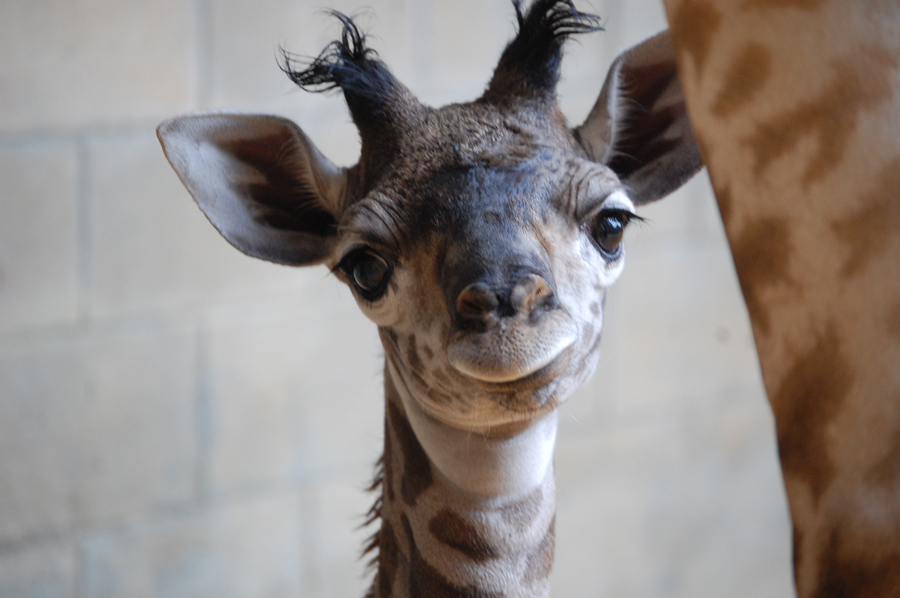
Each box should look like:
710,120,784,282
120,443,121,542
340,248,393,301
588,209,638,259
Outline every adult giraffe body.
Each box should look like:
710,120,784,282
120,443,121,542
158,2,701,596
662,1,900,596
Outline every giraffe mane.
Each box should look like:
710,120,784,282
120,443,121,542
360,454,385,597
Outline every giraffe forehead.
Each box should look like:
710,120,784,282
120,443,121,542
382,159,568,255
340,103,613,254
415,101,569,159
385,100,576,195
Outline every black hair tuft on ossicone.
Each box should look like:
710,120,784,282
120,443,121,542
279,12,404,124
486,0,603,102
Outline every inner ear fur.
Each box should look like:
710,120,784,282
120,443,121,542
575,30,702,205
157,112,349,266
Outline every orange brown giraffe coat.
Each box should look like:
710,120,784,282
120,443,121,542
663,1,900,596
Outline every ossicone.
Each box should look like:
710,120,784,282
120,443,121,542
484,0,602,106
279,11,424,185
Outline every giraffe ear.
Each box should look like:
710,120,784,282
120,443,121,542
157,112,348,266
574,30,702,205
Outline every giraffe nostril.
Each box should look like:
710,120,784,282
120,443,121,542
510,274,556,318
457,283,500,318
455,274,557,324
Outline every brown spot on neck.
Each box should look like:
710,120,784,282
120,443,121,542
831,157,900,278
743,48,898,187
668,0,722,78
403,514,503,598
712,43,771,118
429,509,499,563
730,216,793,336
772,325,854,504
373,520,399,597
385,377,433,507
383,414,396,503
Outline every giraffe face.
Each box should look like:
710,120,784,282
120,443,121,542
326,102,636,429
157,21,700,432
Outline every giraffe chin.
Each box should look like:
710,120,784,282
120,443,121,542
464,348,571,394
408,360,568,432
415,387,560,433
443,333,574,424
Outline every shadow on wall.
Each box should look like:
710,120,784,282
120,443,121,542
0,0,794,597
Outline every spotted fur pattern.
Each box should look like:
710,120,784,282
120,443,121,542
663,1,900,595
364,371,557,598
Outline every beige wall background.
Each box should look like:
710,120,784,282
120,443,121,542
0,0,797,596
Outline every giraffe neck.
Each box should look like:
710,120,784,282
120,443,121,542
367,361,558,598
662,2,900,595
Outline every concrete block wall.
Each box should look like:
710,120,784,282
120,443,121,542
0,0,796,596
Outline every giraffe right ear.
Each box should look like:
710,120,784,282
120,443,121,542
574,30,702,206
157,113,348,266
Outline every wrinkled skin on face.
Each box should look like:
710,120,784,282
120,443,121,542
157,19,700,434
329,101,634,430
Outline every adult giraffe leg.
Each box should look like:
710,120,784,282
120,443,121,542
661,1,900,596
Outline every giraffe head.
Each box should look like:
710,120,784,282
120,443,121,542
158,0,700,432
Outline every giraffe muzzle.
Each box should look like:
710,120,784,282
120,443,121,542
446,308,578,385
447,271,578,387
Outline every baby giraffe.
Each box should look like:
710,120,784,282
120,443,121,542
158,1,700,596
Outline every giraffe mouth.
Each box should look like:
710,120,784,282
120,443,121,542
446,311,578,388
465,348,572,394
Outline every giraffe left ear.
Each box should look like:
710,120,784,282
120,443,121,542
158,112,349,266
574,30,702,205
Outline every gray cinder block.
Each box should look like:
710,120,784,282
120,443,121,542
0,328,195,543
0,142,79,332
0,0,196,132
